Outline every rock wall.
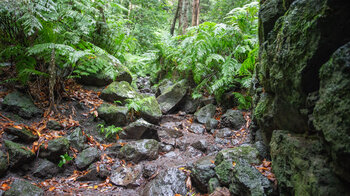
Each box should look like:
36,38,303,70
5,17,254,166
254,0,350,194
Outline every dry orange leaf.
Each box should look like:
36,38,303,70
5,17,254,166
49,186,56,191
94,185,98,189
12,125,22,129
210,160,215,164
1,183,11,191
175,194,182,196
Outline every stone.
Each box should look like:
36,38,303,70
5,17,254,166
221,109,245,130
189,123,206,134
4,179,44,196
77,163,110,181
115,65,133,84
100,81,138,103
205,118,218,131
160,143,174,153
194,104,216,124
4,127,38,143
185,146,203,158
215,145,260,166
119,139,159,163
313,42,350,182
4,140,34,168
156,79,174,96
77,70,114,87
139,96,162,124
2,91,42,119
141,167,189,196
215,128,233,138
209,187,230,196
157,128,183,146
39,137,70,162
75,147,99,169
32,159,60,179
191,139,208,153
157,80,187,114
143,164,158,179
110,165,143,187
182,95,201,114
208,178,221,194
270,130,348,195
46,120,63,130
67,128,87,151
119,119,156,140
0,151,8,176
97,103,128,126
191,156,216,192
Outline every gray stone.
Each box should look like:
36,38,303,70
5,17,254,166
115,65,133,84
190,123,206,134
100,81,138,103
97,103,128,126
215,128,233,138
4,140,35,168
4,127,38,143
0,151,8,176
2,91,42,119
77,163,110,181
143,164,158,179
194,104,216,124
215,145,260,166
191,156,216,192
156,79,174,96
142,167,189,196
221,109,245,130
75,147,99,169
119,119,155,140
46,120,62,130
139,96,162,124
67,128,87,151
119,139,159,163
4,179,44,196
209,187,230,196
32,159,60,179
182,95,200,114
39,137,70,162
157,80,187,114
191,140,208,152
205,118,219,131
110,165,143,187
77,70,114,87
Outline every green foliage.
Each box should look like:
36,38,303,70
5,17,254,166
98,124,123,139
233,92,252,110
58,153,73,167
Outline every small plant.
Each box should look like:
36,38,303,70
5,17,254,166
98,124,123,139
125,97,151,120
233,92,252,110
114,100,123,105
58,153,73,167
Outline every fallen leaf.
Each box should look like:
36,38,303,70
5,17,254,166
49,186,56,191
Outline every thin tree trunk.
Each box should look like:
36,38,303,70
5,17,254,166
182,0,189,34
170,0,181,36
196,0,200,26
178,0,183,34
191,0,200,26
49,48,57,112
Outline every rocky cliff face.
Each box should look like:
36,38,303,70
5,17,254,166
254,0,350,194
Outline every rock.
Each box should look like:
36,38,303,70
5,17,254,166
142,167,189,196
194,104,216,124
139,96,162,124
115,65,133,84
77,70,114,87
215,128,233,138
200,96,216,106
313,42,350,182
205,118,218,131
97,103,128,126
157,128,183,146
39,137,70,162
2,91,42,119
229,159,274,196
191,140,208,152
110,165,143,187
160,143,174,153
189,123,206,134
0,151,8,176
32,159,60,179
46,120,63,130
156,79,174,96
182,95,200,114
100,81,138,103
221,109,245,130
77,163,110,181
143,164,158,179
119,139,159,163
4,140,34,168
191,156,216,192
208,178,221,194
67,128,87,151
270,130,348,195
215,145,260,166
75,147,99,169
254,141,268,158
4,179,44,196
185,146,203,158
120,119,156,140
209,187,230,196
157,80,187,114
4,127,38,143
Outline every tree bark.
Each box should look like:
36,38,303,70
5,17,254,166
191,0,200,26
170,0,181,36
182,0,189,34
48,48,57,112
178,0,183,34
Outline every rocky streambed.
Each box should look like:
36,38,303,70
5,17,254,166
0,74,276,196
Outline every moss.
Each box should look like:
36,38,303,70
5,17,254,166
214,160,233,185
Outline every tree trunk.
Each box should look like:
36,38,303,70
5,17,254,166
170,0,181,36
48,48,57,112
182,0,189,34
191,0,200,26
178,0,183,34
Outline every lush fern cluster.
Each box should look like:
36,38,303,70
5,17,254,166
151,1,259,104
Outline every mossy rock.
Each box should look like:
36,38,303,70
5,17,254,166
100,81,138,103
4,179,44,196
2,91,42,119
157,80,187,114
4,140,35,168
119,139,159,163
139,95,162,124
0,151,8,176
39,137,70,162
97,103,128,126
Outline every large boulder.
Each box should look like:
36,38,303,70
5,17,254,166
97,103,128,126
221,109,245,130
2,91,42,119
157,80,187,114
4,179,44,196
0,151,8,176
119,139,159,163
191,156,216,192
32,159,60,179
39,137,70,162
75,147,99,169
77,70,114,87
119,119,157,140
4,140,35,168
155,79,174,96
100,81,138,103
4,127,38,143
139,96,162,124
194,104,216,124
142,167,189,196
115,65,133,84
313,42,350,182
